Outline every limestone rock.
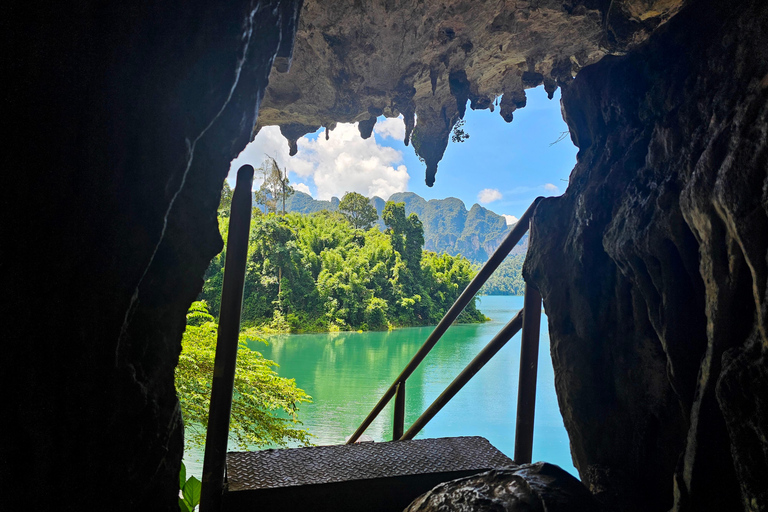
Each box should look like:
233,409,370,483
4,1,301,510
404,463,601,512
524,0,768,510
7,0,767,510
257,0,683,186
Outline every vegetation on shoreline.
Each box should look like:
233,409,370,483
479,253,526,296
201,189,487,333
176,301,312,449
285,190,515,264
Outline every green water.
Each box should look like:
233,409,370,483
184,295,577,477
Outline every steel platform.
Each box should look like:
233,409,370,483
223,436,515,512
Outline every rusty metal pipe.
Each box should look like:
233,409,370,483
400,309,524,440
200,166,254,512
347,197,542,444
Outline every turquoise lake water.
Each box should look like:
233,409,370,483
184,295,577,478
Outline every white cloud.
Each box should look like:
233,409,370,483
478,188,503,203
229,124,409,200
374,116,406,141
228,126,311,190
543,183,559,193
502,214,519,225
293,182,311,195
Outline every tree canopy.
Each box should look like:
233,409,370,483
339,191,379,230
175,301,311,449
201,201,486,332
283,190,519,264
255,156,294,215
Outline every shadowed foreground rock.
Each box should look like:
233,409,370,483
405,463,600,512
525,0,768,510
5,0,767,510
4,1,301,510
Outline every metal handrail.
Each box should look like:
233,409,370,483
200,166,254,512
347,197,543,445
400,309,525,440
514,282,543,463
200,186,546,510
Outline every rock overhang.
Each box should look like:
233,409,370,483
255,0,685,186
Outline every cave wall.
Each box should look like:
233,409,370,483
2,1,300,510
524,0,768,510
4,0,767,510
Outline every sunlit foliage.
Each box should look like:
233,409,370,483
200,200,486,332
480,254,526,295
339,191,378,230
175,301,312,449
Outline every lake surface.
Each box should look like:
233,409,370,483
184,295,577,478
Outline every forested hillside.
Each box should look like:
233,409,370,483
201,200,486,332
480,254,526,295
285,190,521,263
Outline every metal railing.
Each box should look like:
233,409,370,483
346,197,544,465
200,175,546,510
201,166,255,512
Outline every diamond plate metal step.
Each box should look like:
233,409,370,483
222,436,515,512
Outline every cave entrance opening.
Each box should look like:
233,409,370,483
226,84,577,225
182,82,580,485
201,183,548,511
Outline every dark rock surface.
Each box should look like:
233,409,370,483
4,0,767,511
3,1,301,510
404,462,600,512
524,0,768,510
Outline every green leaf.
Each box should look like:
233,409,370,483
179,462,187,490
179,497,192,512
183,476,202,508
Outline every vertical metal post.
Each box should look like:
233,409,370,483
514,219,543,464
393,380,406,441
347,198,543,445
200,166,254,512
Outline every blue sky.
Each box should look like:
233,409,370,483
229,85,577,223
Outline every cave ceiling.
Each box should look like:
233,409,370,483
256,0,684,186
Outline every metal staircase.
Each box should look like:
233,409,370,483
223,437,513,512
199,166,546,512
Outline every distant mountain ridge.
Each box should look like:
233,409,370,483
284,190,527,263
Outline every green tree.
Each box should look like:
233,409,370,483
339,192,378,230
254,187,269,215
383,201,424,282
451,118,470,143
422,251,485,323
256,156,294,215
218,180,233,217
242,215,320,327
383,201,428,321
201,208,486,333
175,301,312,449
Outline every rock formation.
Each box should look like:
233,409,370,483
405,463,601,511
524,0,768,510
4,1,302,510
256,0,683,186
